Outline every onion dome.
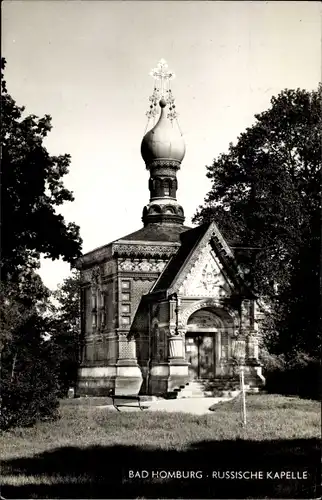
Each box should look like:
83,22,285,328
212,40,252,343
141,59,186,226
141,99,186,166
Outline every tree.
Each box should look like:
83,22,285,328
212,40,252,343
194,88,321,362
1,311,60,430
0,272,61,430
0,58,83,427
48,271,82,396
1,57,82,280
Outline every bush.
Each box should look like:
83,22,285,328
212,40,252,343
0,342,60,431
261,350,321,400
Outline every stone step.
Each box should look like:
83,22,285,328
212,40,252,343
178,389,241,399
175,377,245,399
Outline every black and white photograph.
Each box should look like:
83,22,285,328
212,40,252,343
1,1,321,499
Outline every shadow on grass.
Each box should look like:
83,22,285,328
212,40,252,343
2,438,320,499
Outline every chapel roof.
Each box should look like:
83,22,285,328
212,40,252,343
148,220,255,299
118,222,192,243
150,222,211,292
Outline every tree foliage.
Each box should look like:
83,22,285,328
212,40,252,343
1,57,82,280
194,88,321,359
0,273,61,430
1,312,60,430
1,58,83,428
48,271,82,396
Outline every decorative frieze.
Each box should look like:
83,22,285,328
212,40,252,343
148,159,181,170
150,166,178,177
82,261,115,282
77,245,113,268
113,243,178,258
118,258,167,273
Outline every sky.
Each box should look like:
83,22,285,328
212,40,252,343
2,0,321,290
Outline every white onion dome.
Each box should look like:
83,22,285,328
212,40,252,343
141,99,186,166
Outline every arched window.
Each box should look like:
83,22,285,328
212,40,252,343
163,179,170,196
91,288,98,329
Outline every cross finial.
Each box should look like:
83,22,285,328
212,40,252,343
149,59,175,83
145,59,178,124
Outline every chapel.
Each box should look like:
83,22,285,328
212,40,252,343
76,60,265,397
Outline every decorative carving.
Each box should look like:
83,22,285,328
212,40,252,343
173,226,221,292
132,276,157,282
168,327,176,336
118,258,167,273
179,244,229,297
150,166,178,177
104,260,114,276
84,263,114,284
119,260,135,272
82,269,92,283
147,159,181,170
113,244,179,258
91,266,101,285
211,224,235,259
187,309,222,329
77,245,113,268
201,261,222,290
180,299,239,329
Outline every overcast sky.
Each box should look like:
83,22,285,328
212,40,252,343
2,0,321,290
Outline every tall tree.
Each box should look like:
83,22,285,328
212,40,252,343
194,87,321,357
0,58,83,428
1,57,82,280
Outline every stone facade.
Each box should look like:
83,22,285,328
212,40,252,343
77,241,180,395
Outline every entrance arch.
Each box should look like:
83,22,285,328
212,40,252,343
184,306,235,380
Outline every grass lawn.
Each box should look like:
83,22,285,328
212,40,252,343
1,393,320,499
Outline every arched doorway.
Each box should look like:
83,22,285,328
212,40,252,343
185,308,225,380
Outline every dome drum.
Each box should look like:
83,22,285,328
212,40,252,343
149,176,178,199
142,203,185,226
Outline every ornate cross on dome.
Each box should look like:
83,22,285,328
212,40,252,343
149,59,175,83
146,59,178,122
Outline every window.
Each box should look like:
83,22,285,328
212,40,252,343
121,304,130,314
121,316,131,326
163,179,170,196
121,280,130,290
122,292,130,302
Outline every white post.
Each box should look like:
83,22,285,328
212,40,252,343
240,364,247,426
235,337,247,427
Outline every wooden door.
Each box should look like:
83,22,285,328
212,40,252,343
185,335,199,379
185,334,215,379
199,335,214,379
